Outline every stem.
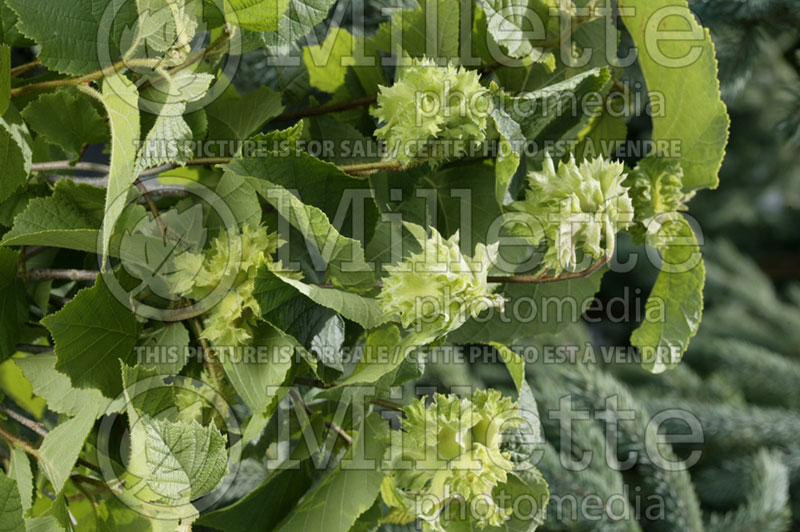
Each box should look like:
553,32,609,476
24,269,98,282
31,161,110,174
15,344,54,354
272,94,378,122
371,398,405,412
188,318,226,394
185,157,231,167
10,58,161,98
487,256,610,284
0,405,105,475
0,406,47,438
134,179,168,242
0,424,40,459
10,60,41,78
293,379,405,412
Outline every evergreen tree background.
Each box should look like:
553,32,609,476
427,1,800,530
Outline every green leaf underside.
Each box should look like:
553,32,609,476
254,261,386,330
97,73,141,260
0,105,32,203
248,180,376,292
15,354,110,417
135,417,228,502
8,448,32,512
631,217,705,373
37,403,100,494
220,322,294,416
618,0,729,190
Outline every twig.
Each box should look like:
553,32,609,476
31,161,110,174
371,398,405,412
0,406,47,438
188,318,226,394
10,60,41,78
272,94,378,122
24,269,98,282
10,58,161,98
185,157,231,167
337,159,417,177
487,256,610,284
289,389,354,446
46,174,109,187
0,424,40,459
294,377,333,389
134,179,168,242
71,474,107,488
15,344,54,354
0,406,101,474
293,379,405,412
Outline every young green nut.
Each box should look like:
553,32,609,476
378,225,504,336
510,155,634,276
169,224,280,347
381,391,522,530
372,58,492,166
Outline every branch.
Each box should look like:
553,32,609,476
24,269,99,282
0,408,102,474
134,179,168,241
0,406,47,438
15,344,54,354
10,60,41,78
487,256,610,284
11,24,234,99
0,424,40,459
10,58,161,98
188,318,226,395
371,398,406,412
31,161,110,174
293,378,405,412
272,94,378,122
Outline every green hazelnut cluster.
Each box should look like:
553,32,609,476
372,58,492,165
170,225,280,346
512,155,634,275
378,225,504,336
381,390,521,530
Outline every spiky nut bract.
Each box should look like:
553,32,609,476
381,390,521,530
169,225,280,347
625,156,695,247
511,155,634,276
372,58,492,166
378,224,504,336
